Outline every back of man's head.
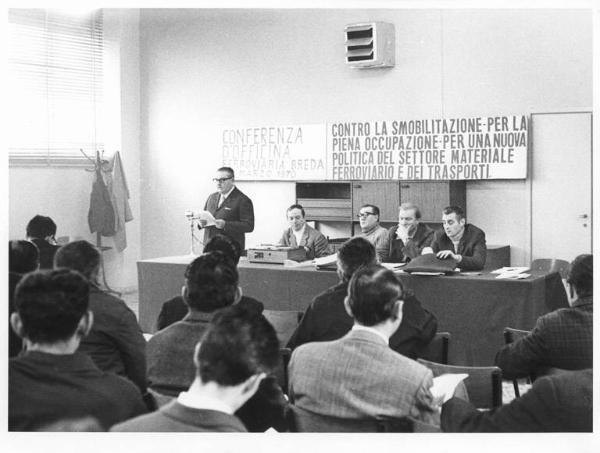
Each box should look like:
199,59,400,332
54,240,100,281
337,237,377,281
184,251,239,312
204,234,241,266
14,269,90,344
567,254,593,298
9,240,40,274
26,215,57,239
346,265,403,326
195,304,279,386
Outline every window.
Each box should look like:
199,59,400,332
8,9,104,166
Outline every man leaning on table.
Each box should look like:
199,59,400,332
277,204,331,259
388,202,434,263
422,205,486,271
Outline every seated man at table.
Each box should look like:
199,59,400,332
495,254,593,379
147,252,287,432
423,205,486,271
355,204,390,262
156,234,264,330
442,368,592,432
388,202,434,263
289,264,439,424
277,204,331,259
9,269,146,431
54,240,147,394
112,304,279,432
287,237,437,360
26,214,60,269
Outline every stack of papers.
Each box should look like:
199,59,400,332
431,373,469,404
492,267,530,279
314,253,337,267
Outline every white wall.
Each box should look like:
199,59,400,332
8,9,141,290
138,8,592,266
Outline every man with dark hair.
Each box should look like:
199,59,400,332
277,204,331,259
155,234,264,330
200,166,254,252
8,240,40,357
9,269,146,431
289,265,439,424
388,202,434,263
113,304,280,432
495,254,593,378
441,368,592,432
355,204,390,262
26,214,60,269
424,205,487,271
54,240,147,393
147,252,287,432
287,237,437,360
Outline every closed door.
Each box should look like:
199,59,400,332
531,112,592,262
400,181,450,223
352,182,400,222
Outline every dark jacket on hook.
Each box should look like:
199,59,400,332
89,167,116,236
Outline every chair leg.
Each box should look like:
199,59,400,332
512,379,520,398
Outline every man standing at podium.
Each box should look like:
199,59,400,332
200,167,254,252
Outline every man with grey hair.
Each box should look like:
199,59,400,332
388,202,434,263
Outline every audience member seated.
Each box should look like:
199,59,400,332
289,264,439,424
287,237,437,359
26,215,60,269
112,304,279,432
423,205,486,271
147,252,287,432
9,240,40,358
387,202,434,263
495,254,593,379
54,240,147,393
156,234,263,330
442,369,592,432
9,269,146,431
354,204,390,262
277,204,331,259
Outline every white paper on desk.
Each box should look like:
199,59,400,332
197,210,216,226
496,272,531,279
314,253,337,267
283,259,314,268
492,266,530,274
409,271,445,276
381,262,406,270
431,373,469,403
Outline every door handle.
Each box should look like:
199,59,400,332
578,214,588,219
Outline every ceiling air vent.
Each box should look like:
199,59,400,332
345,22,395,69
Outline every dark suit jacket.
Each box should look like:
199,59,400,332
430,223,486,270
111,400,247,432
495,297,593,379
286,281,438,360
387,223,434,263
9,351,146,431
78,286,147,392
155,294,264,331
203,186,254,250
442,369,593,432
147,311,288,432
30,238,60,269
9,272,23,358
278,224,331,259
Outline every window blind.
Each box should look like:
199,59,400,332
8,9,104,166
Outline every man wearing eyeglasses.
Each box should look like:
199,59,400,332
200,167,254,252
355,204,390,262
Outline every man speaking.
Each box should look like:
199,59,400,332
200,167,254,252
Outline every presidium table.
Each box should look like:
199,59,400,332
137,255,568,366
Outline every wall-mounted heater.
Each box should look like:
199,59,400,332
345,22,395,69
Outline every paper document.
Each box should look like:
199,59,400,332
314,253,337,267
496,273,531,280
431,373,469,404
283,259,315,268
197,210,216,227
491,267,530,274
381,262,406,270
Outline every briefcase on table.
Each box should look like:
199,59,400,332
403,254,457,274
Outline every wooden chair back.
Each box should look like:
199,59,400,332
530,258,570,279
503,326,534,397
420,332,451,364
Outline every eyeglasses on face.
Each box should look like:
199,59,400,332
357,212,376,219
213,177,233,183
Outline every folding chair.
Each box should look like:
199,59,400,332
420,332,451,365
503,327,534,398
286,405,413,432
417,359,503,409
